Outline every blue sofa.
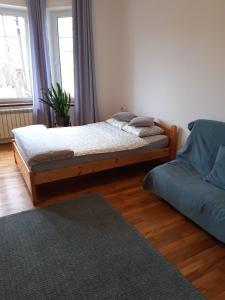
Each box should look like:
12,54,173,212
143,119,225,243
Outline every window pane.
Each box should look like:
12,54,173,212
0,14,32,99
58,17,74,97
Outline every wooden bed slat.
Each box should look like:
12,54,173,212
34,148,170,184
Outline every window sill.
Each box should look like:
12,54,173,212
0,100,33,108
0,100,74,108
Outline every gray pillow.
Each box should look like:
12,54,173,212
112,112,136,122
129,116,154,127
123,124,164,137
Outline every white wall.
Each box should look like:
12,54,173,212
121,0,225,146
92,0,126,120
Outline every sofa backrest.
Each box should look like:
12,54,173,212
177,119,225,177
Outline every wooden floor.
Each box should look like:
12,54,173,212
1,143,225,299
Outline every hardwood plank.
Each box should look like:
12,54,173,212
0,143,224,299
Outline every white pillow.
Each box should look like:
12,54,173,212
123,124,164,137
105,118,128,130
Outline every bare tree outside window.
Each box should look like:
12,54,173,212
0,14,32,99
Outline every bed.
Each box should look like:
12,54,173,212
12,121,177,204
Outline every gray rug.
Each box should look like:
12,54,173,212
0,193,204,300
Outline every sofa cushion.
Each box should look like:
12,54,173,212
143,160,225,243
177,119,225,177
205,145,225,190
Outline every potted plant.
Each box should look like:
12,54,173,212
40,82,71,126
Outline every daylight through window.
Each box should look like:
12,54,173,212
58,17,74,97
0,12,32,100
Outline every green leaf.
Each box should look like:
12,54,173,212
39,82,72,117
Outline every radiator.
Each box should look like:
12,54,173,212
0,108,33,141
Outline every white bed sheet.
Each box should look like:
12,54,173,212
48,122,148,156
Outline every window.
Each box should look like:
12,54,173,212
58,17,74,97
0,8,32,103
48,9,74,98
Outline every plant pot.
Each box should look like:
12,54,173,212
55,114,70,127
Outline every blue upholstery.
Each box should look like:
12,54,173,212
177,119,225,177
205,145,225,190
143,120,225,243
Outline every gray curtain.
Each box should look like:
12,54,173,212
72,0,98,125
27,0,52,127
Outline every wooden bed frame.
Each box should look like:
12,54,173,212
13,122,177,204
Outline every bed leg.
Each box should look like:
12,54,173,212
12,141,18,164
30,174,39,205
31,186,39,205
169,125,178,160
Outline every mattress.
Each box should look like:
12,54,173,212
29,134,168,172
47,122,149,156
14,122,168,172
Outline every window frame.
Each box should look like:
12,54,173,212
0,6,33,105
47,7,73,94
